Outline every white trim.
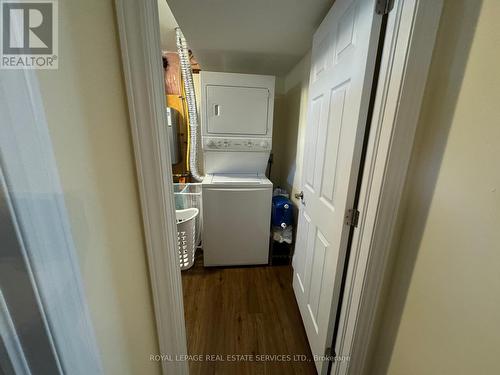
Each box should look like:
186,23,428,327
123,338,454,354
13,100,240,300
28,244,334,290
331,0,443,374
0,69,103,373
114,1,188,374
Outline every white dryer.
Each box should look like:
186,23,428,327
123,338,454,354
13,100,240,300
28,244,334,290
200,71,275,266
201,71,274,175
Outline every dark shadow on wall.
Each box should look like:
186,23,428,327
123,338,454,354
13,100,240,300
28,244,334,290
270,83,303,192
366,0,483,373
271,94,287,185
281,84,302,190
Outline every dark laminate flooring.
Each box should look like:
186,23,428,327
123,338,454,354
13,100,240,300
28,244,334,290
181,252,317,375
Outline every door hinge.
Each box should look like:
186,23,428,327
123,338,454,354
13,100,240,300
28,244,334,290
375,0,395,14
345,208,360,228
325,346,336,362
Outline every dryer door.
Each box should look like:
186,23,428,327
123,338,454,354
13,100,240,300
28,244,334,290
206,85,269,135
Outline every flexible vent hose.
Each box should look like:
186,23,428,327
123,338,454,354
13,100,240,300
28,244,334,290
176,28,204,182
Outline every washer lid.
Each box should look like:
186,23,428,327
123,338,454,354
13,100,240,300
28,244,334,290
204,173,272,187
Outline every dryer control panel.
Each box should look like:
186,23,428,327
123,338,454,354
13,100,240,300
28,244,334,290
203,137,272,152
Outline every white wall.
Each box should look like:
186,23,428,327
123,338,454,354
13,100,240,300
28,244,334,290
35,1,161,374
368,0,500,374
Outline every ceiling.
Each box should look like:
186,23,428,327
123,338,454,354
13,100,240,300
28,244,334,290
159,0,334,77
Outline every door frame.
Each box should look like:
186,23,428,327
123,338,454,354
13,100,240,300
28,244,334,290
114,1,188,374
114,1,442,375
331,0,443,373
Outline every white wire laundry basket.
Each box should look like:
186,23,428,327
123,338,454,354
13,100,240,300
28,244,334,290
173,183,202,270
176,208,199,270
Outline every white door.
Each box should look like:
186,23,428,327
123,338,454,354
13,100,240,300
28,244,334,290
292,0,382,372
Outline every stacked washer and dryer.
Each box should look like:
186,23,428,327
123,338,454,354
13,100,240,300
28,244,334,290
200,71,275,266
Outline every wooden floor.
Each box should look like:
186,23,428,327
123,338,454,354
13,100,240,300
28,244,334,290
181,252,317,375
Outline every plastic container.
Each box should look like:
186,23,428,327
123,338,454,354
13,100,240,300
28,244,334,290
271,195,294,228
173,183,202,247
176,208,199,270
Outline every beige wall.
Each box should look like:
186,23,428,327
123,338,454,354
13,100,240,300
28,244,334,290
271,52,311,206
157,0,178,51
271,93,286,184
36,1,161,374
369,1,500,374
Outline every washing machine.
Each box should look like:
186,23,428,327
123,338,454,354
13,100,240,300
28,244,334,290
200,71,275,266
202,174,272,266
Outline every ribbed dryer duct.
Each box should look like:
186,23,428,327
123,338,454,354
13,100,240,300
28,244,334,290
176,28,204,181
